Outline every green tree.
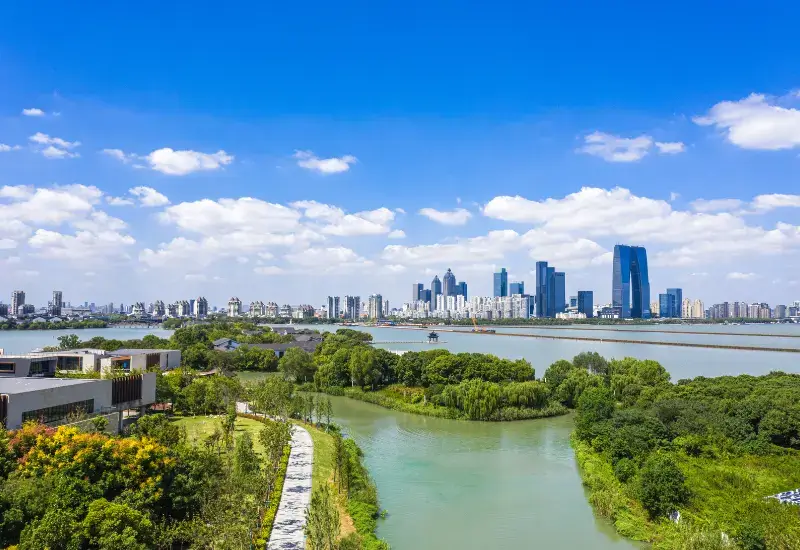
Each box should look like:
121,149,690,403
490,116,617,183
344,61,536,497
279,347,316,382
233,431,260,479
57,334,81,350
129,414,186,448
575,386,615,440
81,498,153,550
543,360,575,392
305,485,340,550
573,351,610,376
635,454,690,519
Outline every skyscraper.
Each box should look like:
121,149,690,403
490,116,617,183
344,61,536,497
327,296,340,319
344,295,361,320
368,294,383,319
659,293,675,319
577,291,593,318
493,268,508,298
11,290,25,317
442,268,457,297
430,275,442,311
552,271,566,315
664,288,682,318
194,297,208,317
509,281,524,295
412,283,424,302
51,290,63,316
612,245,650,318
456,282,468,299
535,262,548,317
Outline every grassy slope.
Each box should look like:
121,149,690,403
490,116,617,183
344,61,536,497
173,415,268,455
572,435,800,549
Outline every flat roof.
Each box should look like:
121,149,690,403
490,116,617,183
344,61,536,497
112,348,177,355
0,377,98,395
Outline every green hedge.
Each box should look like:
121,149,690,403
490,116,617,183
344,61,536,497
255,444,291,548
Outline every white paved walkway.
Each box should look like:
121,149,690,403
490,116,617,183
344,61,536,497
267,424,314,550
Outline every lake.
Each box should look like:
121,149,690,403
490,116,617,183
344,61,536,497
0,327,174,354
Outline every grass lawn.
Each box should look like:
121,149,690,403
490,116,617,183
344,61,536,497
173,415,268,455
236,371,282,384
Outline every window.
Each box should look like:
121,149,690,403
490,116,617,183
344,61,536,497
0,362,14,373
22,399,94,424
28,360,54,377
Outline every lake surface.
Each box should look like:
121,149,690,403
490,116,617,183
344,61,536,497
5,325,798,549
328,396,638,549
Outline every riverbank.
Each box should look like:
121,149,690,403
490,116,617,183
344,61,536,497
323,385,568,421
300,420,389,549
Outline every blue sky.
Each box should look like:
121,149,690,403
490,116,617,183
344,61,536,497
1,2,800,309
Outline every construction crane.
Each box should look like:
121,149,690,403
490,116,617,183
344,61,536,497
471,316,496,333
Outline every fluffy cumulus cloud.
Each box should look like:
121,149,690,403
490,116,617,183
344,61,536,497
418,207,472,226
22,108,45,117
104,147,233,175
579,132,685,162
727,272,759,280
291,200,396,236
751,194,800,212
388,229,406,239
29,133,80,159
0,144,22,152
285,246,372,272
293,150,357,174
689,198,744,213
694,93,800,150
129,186,170,207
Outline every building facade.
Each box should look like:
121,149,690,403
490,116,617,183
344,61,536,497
442,269,457,298
612,244,650,318
509,281,524,295
327,296,341,319
11,290,25,318
493,268,508,298
51,291,63,316
535,261,549,317
577,291,594,318
430,276,442,311
368,294,383,319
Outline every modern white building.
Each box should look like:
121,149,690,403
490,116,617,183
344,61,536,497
0,349,181,378
194,296,209,318
228,297,242,317
0,374,156,431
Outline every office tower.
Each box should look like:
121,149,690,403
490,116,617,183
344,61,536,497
368,294,383,319
535,262,548,317
509,281,524,295
327,296,340,319
456,282,468,299
189,299,195,315
493,268,508,298
663,288,682,318
774,304,787,319
227,297,242,317
569,296,577,308
431,275,442,311
108,302,114,314
442,268,457,298
51,291,63,316
0,304,7,316
552,272,565,315
659,293,675,319
11,290,25,317
194,297,208,317
577,291,594,318
383,300,390,317
412,283,424,302
612,244,650,318
422,289,431,305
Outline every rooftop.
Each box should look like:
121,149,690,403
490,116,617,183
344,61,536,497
112,348,177,355
0,377,98,395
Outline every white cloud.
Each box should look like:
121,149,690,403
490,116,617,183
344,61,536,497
41,145,79,159
750,194,800,212
28,228,135,260
146,148,233,175
726,272,758,280
689,198,744,213
106,196,135,206
0,144,22,152
655,141,686,154
29,133,80,159
0,184,102,226
185,274,209,282
17,270,39,277
388,230,406,239
22,108,45,117
254,266,285,275
579,132,653,162
130,186,170,207
293,150,357,174
291,200,396,236
669,192,680,201
395,208,407,214
0,185,34,199
102,148,135,164
383,230,524,266
236,256,249,264
385,264,407,273
0,239,16,249
694,93,800,150
418,207,472,226
85,271,96,277
285,246,372,271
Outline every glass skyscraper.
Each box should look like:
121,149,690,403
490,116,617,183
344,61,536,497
442,268,457,297
456,282,468,298
612,244,650,318
535,261,549,317
666,288,682,318
577,291,593,318
430,275,442,311
412,283,424,302
509,281,524,295
493,268,508,297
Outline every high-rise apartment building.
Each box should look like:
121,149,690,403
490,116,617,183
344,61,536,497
509,281,524,295
194,297,208,318
327,296,341,319
412,283,424,302
153,300,166,317
430,276,442,311
250,301,266,317
227,297,242,317
577,291,593,318
50,290,63,316
493,268,508,298
442,269,457,298
344,295,361,320
612,245,650,318
368,294,383,319
11,290,25,318
383,300,390,318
